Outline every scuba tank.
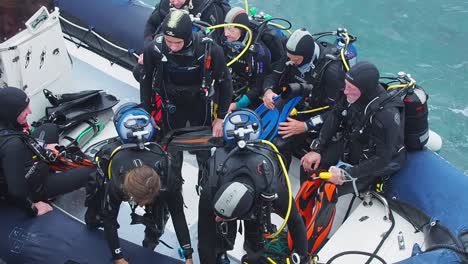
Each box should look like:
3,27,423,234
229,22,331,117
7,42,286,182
402,83,429,150
383,72,429,150
313,27,358,71
248,7,288,40
336,37,357,67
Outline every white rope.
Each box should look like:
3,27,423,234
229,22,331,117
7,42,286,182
52,202,86,225
59,15,139,59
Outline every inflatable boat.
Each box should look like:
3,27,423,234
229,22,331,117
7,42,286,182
0,1,466,263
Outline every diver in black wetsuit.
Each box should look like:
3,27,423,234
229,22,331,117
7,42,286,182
0,87,94,216
197,110,309,264
262,29,345,116
301,61,406,195
261,29,346,181
221,7,286,111
84,103,193,264
133,0,230,81
140,10,233,190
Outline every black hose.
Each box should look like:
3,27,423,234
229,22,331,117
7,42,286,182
364,207,395,264
341,194,357,224
253,17,292,44
425,244,468,257
326,198,395,264
325,251,387,264
311,31,335,37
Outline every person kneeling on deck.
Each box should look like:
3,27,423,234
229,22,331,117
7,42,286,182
0,87,94,217
198,109,309,264
84,103,193,264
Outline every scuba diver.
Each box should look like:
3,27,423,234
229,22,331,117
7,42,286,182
197,109,309,264
134,0,231,83
0,87,94,216
301,61,406,195
140,10,233,188
290,63,407,257
263,28,346,114
84,103,194,264
260,28,347,182
221,7,287,111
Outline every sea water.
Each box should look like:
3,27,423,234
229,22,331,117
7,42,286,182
142,0,468,174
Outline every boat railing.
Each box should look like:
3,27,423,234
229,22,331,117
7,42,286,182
58,14,139,71
363,190,391,222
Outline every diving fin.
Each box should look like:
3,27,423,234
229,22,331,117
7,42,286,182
255,95,302,141
42,91,119,131
162,126,224,152
43,89,102,107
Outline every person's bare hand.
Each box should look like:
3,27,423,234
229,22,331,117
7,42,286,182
262,89,277,110
138,54,144,65
212,118,224,137
33,201,53,216
278,118,306,138
44,143,59,151
228,102,237,112
300,152,321,171
328,166,345,185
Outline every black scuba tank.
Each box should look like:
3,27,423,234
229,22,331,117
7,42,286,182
403,85,429,150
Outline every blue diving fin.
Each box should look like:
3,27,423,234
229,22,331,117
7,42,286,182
255,95,302,141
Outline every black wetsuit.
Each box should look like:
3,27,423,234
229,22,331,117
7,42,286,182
144,0,229,45
264,41,345,117
198,145,308,264
140,32,233,189
223,38,272,108
141,32,232,120
90,139,192,260
314,90,406,195
0,126,93,216
223,27,287,109
263,42,346,174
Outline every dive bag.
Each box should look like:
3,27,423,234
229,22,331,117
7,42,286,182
287,176,337,255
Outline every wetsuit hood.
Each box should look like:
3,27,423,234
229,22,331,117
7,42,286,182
0,87,30,130
286,29,316,67
346,61,382,106
224,7,250,41
161,9,193,50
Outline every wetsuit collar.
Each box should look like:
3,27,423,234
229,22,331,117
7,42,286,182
296,42,320,75
165,39,195,56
